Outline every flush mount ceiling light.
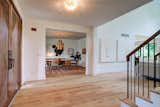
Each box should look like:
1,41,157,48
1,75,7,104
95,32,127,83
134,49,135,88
64,0,79,11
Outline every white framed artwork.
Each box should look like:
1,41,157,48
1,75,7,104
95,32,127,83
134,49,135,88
99,38,117,63
99,36,132,63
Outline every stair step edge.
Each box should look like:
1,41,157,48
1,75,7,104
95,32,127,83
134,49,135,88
151,87,160,95
136,95,153,104
120,98,138,107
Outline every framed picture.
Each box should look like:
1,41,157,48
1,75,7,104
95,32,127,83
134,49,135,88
82,48,86,54
100,38,117,63
68,48,74,55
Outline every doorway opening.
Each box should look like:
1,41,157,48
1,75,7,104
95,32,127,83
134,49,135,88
45,29,87,78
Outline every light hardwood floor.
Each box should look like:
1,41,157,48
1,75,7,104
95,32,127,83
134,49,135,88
46,66,85,78
11,72,127,107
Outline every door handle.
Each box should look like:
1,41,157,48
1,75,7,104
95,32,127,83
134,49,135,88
8,57,15,69
8,50,15,70
3,54,7,69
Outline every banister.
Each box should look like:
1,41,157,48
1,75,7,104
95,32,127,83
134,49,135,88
126,29,160,102
154,51,160,58
127,30,160,60
153,50,160,88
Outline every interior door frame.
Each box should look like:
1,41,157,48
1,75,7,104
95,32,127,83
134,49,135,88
45,28,87,77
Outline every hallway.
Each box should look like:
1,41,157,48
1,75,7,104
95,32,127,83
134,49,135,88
11,72,126,107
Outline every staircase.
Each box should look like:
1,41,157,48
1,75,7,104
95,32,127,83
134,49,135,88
121,87,160,107
120,30,160,107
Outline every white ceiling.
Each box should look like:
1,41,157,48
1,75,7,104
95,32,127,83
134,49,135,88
46,29,86,39
18,0,151,27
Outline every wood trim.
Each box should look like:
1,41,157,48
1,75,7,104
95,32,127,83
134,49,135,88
120,98,138,107
127,30,160,60
8,0,22,20
19,16,22,88
3,90,18,107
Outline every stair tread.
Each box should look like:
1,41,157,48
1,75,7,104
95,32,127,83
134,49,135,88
136,95,153,104
120,98,138,107
151,87,160,95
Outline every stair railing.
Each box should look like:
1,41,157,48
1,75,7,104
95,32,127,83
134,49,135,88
154,52,160,88
126,30,160,101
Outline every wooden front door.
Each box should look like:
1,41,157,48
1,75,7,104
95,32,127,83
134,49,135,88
8,3,21,98
0,0,22,106
0,0,9,107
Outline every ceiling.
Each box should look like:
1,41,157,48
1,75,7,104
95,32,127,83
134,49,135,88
46,29,86,39
18,0,151,27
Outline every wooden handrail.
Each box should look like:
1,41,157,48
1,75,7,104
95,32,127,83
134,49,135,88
127,30,160,61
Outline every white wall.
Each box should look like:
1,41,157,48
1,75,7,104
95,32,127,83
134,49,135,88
13,0,160,83
93,2,160,75
22,18,93,83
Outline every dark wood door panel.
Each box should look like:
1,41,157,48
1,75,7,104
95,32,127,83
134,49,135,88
0,0,9,107
0,0,22,107
8,7,20,97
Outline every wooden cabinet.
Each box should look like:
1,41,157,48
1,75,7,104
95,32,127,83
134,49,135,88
0,0,22,107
